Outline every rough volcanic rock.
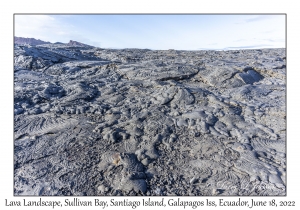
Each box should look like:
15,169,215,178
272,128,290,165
14,44,286,196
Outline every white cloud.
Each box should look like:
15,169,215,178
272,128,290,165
14,15,102,47
14,15,76,43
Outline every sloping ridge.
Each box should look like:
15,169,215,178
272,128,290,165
14,36,51,45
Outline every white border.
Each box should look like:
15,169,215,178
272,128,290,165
1,1,298,209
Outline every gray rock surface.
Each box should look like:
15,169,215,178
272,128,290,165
14,44,286,196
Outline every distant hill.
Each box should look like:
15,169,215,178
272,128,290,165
14,36,51,45
14,37,94,47
67,40,93,47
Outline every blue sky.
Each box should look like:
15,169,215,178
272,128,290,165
14,14,285,50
